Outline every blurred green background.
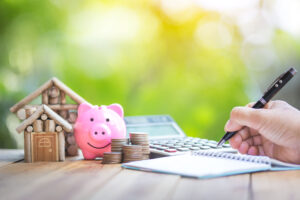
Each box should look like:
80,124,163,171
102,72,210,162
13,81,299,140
1,0,300,148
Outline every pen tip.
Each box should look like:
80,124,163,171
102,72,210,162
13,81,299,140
217,139,225,147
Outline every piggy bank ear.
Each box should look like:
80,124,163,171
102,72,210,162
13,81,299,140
78,103,93,116
107,104,124,118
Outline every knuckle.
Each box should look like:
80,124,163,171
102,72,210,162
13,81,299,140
230,107,241,119
273,100,288,107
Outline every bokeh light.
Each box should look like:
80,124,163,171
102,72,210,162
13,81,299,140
1,0,300,148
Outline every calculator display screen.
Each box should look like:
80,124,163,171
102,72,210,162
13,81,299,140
126,124,181,138
124,115,185,139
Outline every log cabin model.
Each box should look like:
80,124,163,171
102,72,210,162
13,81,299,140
10,77,87,162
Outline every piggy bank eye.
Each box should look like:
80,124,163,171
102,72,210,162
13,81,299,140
90,118,94,122
106,118,110,122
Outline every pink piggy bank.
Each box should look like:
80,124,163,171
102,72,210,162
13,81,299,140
74,103,126,159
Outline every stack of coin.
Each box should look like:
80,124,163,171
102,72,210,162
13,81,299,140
102,152,122,164
130,132,150,160
122,145,143,163
111,138,129,152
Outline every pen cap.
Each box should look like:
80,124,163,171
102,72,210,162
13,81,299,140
290,67,297,75
263,67,297,102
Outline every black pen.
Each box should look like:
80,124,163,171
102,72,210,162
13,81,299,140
217,67,297,147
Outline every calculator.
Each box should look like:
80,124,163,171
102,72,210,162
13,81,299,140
124,115,237,157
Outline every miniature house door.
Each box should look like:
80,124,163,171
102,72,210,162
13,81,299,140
31,132,58,162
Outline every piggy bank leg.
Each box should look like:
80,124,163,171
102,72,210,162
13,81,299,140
82,151,97,160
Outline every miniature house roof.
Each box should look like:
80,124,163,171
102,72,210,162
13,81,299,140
16,104,73,133
10,77,86,113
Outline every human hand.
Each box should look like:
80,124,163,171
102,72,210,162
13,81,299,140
225,100,300,164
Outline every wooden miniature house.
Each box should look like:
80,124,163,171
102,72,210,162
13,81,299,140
16,105,72,162
10,77,87,157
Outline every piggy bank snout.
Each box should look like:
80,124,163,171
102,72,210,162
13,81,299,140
90,124,111,141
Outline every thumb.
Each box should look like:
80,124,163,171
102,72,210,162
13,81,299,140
230,107,268,131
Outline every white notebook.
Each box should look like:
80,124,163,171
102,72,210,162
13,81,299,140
122,151,300,179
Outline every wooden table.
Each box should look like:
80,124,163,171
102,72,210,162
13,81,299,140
0,149,299,200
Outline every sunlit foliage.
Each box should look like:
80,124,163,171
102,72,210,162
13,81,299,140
0,0,250,148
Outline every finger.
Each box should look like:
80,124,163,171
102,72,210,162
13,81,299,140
248,146,259,155
230,107,269,131
246,102,255,108
229,134,242,149
238,141,249,154
252,135,262,146
244,137,253,146
224,102,255,132
239,127,251,140
258,146,265,156
249,127,260,137
267,100,289,109
224,119,243,132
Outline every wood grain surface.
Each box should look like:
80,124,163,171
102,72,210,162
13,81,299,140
0,149,300,200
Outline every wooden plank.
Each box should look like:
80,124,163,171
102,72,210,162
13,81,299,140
0,149,24,168
16,108,27,120
58,131,65,161
25,104,79,111
41,114,48,121
60,91,66,104
49,96,60,104
252,171,300,200
10,79,53,113
0,160,121,200
17,107,38,120
26,126,33,132
24,132,31,163
59,110,69,119
42,90,49,104
45,120,55,132
48,86,60,98
68,112,77,123
52,77,86,104
33,120,43,132
16,106,44,133
43,105,72,132
89,168,180,200
66,144,78,156
171,174,250,200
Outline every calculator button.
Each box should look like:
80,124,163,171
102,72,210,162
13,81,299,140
183,145,192,148
190,147,200,150
165,149,177,153
192,144,203,148
167,141,177,144
200,146,211,150
222,144,231,148
199,141,208,144
173,145,182,149
177,148,189,151
207,140,217,144
184,142,193,145
200,139,208,142
157,146,168,150
206,143,217,148
165,144,175,148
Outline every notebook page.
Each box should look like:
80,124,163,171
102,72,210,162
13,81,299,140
123,154,271,179
269,158,300,171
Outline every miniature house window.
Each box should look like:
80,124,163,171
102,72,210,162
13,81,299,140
38,138,51,148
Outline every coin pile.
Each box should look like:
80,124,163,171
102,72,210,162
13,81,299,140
122,145,143,163
111,138,129,152
130,132,150,160
102,152,122,164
